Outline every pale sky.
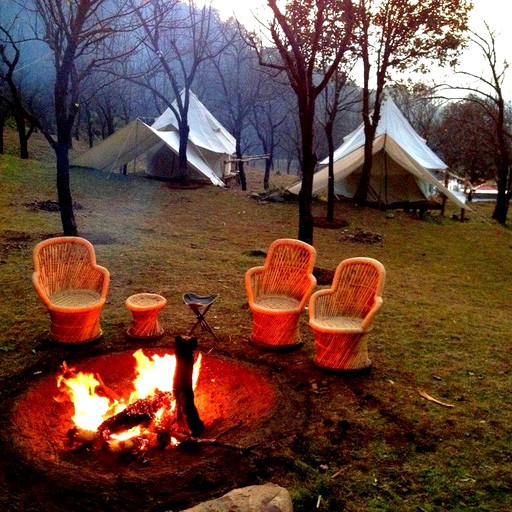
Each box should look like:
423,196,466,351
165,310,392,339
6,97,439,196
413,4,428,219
457,0,512,98
209,0,512,99
210,0,509,36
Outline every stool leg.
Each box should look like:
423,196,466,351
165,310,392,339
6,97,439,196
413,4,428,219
199,315,221,342
187,306,203,335
187,318,201,335
187,304,220,342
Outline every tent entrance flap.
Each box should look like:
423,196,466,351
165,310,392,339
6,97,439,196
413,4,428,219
334,150,433,204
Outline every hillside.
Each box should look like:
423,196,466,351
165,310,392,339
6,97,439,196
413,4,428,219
0,130,511,512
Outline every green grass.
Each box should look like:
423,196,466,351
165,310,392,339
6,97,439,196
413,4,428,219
1,137,512,511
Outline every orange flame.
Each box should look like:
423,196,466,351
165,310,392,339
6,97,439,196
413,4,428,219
130,349,177,402
57,371,118,431
57,350,202,440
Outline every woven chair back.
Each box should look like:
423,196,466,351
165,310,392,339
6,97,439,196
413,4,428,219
33,237,104,298
328,258,385,318
260,239,316,299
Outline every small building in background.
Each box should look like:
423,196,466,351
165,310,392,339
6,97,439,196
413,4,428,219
468,183,498,202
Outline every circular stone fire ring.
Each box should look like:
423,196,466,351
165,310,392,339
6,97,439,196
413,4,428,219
6,349,298,510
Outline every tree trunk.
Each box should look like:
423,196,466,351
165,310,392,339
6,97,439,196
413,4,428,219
0,112,5,154
55,141,78,235
493,166,510,223
14,113,29,159
492,99,510,224
356,18,384,208
297,95,316,245
74,109,80,142
178,123,190,184
492,190,509,223
235,137,246,191
441,170,449,216
87,121,94,148
326,120,335,222
106,113,115,136
264,157,271,190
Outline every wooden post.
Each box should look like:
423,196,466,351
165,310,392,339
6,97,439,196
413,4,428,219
173,335,204,437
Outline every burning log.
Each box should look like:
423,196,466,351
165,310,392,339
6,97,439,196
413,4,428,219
173,335,204,437
105,431,162,455
96,390,173,443
61,344,205,457
65,391,174,456
67,426,97,444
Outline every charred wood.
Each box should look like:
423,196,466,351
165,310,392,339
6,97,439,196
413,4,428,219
173,335,204,437
96,390,173,443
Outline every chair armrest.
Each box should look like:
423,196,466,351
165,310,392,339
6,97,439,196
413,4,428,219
245,266,265,304
92,265,110,298
308,288,336,319
79,264,110,297
361,296,383,330
298,274,317,309
32,272,52,308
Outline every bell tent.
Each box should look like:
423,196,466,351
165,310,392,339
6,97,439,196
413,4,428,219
287,97,467,209
72,91,236,187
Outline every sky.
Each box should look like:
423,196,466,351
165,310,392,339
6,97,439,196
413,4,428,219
209,0,267,26
209,0,512,99
210,0,510,34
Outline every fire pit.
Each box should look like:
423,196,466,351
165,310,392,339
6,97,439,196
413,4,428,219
54,336,209,453
5,346,298,511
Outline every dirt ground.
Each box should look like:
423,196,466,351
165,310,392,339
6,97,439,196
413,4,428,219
0,338,335,512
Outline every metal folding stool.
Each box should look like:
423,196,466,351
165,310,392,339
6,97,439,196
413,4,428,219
182,293,220,342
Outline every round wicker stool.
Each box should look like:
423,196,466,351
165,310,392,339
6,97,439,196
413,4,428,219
125,293,167,340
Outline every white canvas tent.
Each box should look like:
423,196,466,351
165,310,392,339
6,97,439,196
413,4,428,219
287,97,467,209
72,91,236,187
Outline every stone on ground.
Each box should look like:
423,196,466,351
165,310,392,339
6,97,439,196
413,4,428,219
178,484,293,512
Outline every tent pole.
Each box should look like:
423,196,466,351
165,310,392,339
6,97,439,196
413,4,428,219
441,169,449,216
382,138,388,209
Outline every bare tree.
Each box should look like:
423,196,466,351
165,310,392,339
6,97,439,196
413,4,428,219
354,0,472,205
249,0,356,244
388,82,442,144
280,112,302,175
79,65,153,148
207,23,265,190
129,0,232,184
318,72,359,223
2,0,137,235
0,14,36,159
251,94,287,190
437,96,498,185
445,25,512,223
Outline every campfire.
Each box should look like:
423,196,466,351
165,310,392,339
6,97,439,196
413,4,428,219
7,343,300,509
57,336,204,457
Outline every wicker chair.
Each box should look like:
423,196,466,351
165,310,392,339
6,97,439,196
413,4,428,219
245,238,317,348
32,236,110,343
309,257,385,371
